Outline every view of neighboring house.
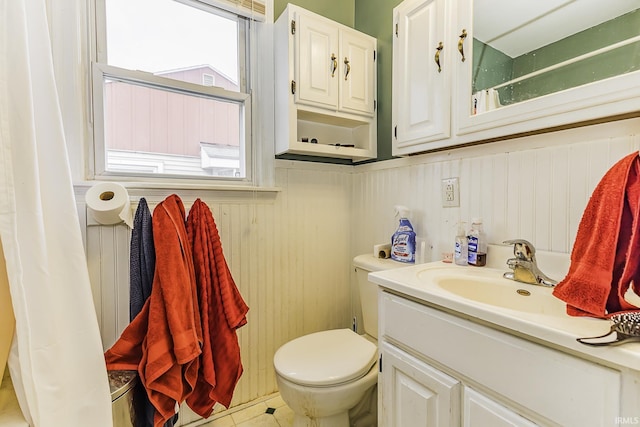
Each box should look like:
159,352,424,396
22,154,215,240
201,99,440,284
104,65,241,177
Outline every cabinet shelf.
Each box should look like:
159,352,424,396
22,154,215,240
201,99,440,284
282,141,373,161
297,108,369,127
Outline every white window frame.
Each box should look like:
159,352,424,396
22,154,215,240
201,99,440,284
88,0,270,187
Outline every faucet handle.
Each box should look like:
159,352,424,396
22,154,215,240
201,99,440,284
503,239,536,261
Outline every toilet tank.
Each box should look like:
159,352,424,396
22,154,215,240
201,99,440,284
353,254,402,339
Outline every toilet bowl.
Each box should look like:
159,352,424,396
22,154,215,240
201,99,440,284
274,254,400,427
275,328,378,427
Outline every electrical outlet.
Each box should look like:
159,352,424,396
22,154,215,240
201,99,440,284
441,177,460,207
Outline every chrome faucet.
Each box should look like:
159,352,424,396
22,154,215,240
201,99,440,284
502,239,557,287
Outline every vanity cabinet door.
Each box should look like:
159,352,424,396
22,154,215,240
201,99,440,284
463,387,538,427
295,11,340,110
392,0,451,155
380,342,460,427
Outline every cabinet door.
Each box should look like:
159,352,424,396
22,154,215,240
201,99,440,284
295,11,339,110
392,0,450,154
464,387,538,427
339,30,376,116
380,342,460,427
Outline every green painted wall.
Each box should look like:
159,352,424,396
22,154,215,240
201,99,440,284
472,39,513,94
274,0,355,26
354,0,402,161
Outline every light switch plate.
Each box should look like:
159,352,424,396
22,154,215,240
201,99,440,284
441,177,460,207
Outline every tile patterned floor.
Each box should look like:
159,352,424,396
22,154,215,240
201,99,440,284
198,394,294,427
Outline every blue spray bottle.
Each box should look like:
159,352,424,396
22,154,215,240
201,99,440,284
390,205,416,263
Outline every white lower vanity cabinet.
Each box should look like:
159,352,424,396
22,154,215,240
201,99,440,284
462,387,537,427
379,342,460,426
379,342,537,427
378,290,628,427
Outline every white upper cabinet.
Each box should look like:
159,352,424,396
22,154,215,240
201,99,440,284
392,0,452,155
392,0,640,156
275,4,377,161
295,10,376,116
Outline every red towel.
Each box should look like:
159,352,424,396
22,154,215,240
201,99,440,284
186,199,249,417
105,195,203,427
553,152,640,317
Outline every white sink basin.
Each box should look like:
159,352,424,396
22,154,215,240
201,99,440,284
389,263,569,316
432,273,566,315
369,246,640,372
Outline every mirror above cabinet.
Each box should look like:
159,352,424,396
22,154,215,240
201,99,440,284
456,0,640,139
392,0,640,157
472,0,640,114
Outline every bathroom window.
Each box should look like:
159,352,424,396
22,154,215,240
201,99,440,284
90,0,263,182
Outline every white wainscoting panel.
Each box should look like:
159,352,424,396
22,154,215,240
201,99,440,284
351,119,640,269
78,117,640,425
79,162,353,424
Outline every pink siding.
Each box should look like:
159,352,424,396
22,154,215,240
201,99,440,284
106,66,241,157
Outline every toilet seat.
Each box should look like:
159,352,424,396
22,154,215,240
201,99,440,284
274,329,377,387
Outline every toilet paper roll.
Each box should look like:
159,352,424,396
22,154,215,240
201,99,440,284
373,243,391,259
85,182,133,227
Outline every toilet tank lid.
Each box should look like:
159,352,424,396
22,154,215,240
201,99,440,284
353,254,404,272
274,329,376,387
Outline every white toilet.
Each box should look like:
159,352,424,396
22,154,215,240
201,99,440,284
273,254,400,427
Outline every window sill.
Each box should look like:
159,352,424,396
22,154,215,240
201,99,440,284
75,179,279,192
74,180,281,208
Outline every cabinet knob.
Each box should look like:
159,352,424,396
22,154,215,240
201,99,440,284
435,42,443,73
331,54,337,77
458,29,467,62
344,57,351,80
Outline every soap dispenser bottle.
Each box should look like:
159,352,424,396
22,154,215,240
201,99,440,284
390,205,416,263
467,217,487,266
454,221,468,266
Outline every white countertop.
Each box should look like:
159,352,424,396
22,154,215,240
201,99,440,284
369,245,640,372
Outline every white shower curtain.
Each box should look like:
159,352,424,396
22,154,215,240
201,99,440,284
0,1,112,426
